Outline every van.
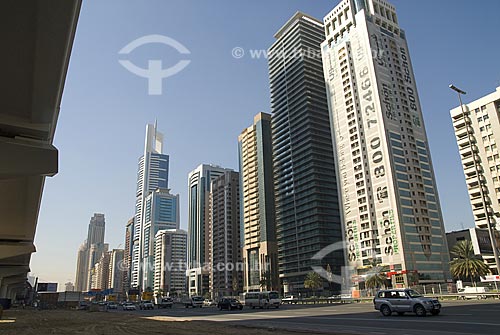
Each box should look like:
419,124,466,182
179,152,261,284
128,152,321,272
458,286,488,300
243,291,281,309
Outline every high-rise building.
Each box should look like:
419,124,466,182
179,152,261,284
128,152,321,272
108,249,125,294
75,242,88,291
154,229,187,295
321,0,450,286
209,171,243,298
131,124,180,291
238,112,279,292
269,12,344,293
123,217,134,294
74,213,107,291
451,86,500,271
187,164,233,296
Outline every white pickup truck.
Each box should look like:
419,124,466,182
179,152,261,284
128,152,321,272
182,296,204,308
458,286,488,299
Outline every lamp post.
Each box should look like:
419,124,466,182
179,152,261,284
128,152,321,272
450,84,500,275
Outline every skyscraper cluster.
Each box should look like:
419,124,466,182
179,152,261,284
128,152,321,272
125,124,187,296
77,0,500,298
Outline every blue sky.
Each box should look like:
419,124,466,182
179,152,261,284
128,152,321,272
30,0,500,287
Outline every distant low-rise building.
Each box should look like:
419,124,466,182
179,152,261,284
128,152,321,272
447,228,500,263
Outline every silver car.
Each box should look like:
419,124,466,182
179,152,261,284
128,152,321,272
374,289,441,316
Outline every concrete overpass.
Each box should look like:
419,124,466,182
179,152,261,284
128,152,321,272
0,0,81,301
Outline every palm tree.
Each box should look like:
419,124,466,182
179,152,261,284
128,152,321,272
304,272,323,296
364,260,387,294
450,240,490,285
365,272,387,290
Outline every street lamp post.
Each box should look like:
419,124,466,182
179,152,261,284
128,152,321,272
450,84,500,275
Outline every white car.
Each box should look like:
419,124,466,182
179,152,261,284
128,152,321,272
123,302,137,311
204,299,216,307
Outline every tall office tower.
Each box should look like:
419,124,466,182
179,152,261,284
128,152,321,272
451,86,500,272
321,0,450,286
187,164,233,296
131,123,175,290
122,217,134,294
108,249,125,294
75,213,107,291
269,12,344,292
154,229,187,294
208,171,243,298
74,242,88,291
238,112,279,292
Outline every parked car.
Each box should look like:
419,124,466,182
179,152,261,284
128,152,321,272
374,289,441,317
139,300,154,310
204,299,216,307
123,302,137,311
107,302,118,309
218,298,243,311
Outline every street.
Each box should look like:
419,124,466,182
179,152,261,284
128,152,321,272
116,299,500,335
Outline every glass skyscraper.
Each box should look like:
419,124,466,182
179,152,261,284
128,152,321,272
269,12,344,293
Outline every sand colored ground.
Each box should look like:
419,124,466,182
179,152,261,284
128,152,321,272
0,308,329,335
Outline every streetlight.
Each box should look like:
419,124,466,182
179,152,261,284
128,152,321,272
449,84,500,275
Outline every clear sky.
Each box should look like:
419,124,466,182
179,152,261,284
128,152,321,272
30,0,500,287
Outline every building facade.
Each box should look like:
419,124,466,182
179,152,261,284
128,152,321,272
321,0,450,286
154,229,187,295
269,12,344,293
209,171,243,298
238,112,279,292
187,164,233,296
451,86,500,271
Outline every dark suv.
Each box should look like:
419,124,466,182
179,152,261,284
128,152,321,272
374,289,441,316
218,298,243,311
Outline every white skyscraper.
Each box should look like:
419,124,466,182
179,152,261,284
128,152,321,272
321,0,450,287
451,86,500,272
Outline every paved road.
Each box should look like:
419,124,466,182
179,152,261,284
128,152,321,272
111,300,500,334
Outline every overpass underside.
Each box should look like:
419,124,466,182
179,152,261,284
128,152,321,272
0,0,81,300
